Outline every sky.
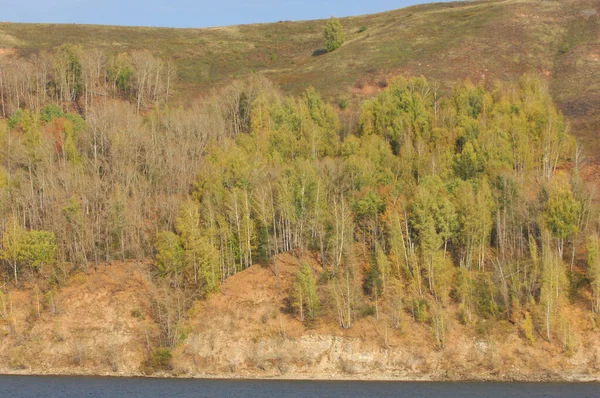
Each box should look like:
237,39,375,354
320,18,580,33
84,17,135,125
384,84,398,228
0,0,444,28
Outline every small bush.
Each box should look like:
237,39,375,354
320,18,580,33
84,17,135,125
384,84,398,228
358,26,367,33
130,308,144,320
146,348,172,373
558,44,569,55
318,270,332,285
359,305,376,318
339,98,348,110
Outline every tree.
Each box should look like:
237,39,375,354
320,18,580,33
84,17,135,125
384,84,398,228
539,234,567,341
0,217,57,284
587,235,600,313
1,217,24,284
154,231,184,278
175,200,220,294
290,263,319,323
53,44,83,103
19,230,57,273
324,17,346,52
542,173,581,259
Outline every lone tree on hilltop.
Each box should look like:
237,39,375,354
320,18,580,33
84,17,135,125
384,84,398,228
324,17,346,52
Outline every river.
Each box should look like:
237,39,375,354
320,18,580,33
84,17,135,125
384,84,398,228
0,375,598,397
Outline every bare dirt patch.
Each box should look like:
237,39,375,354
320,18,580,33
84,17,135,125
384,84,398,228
0,48,15,56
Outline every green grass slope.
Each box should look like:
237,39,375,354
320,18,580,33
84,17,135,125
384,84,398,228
0,0,598,157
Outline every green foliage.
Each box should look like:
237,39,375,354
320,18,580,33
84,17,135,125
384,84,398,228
539,240,567,341
410,177,457,254
475,275,500,319
0,217,57,283
65,113,86,133
412,298,430,323
358,26,367,33
542,174,581,241
40,104,64,123
290,263,319,322
8,109,24,129
154,231,184,277
175,200,221,293
109,53,134,93
19,231,57,271
147,347,172,372
324,17,346,52
55,44,83,99
521,312,536,344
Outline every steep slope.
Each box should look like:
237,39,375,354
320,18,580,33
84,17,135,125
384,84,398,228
0,262,154,375
2,257,599,380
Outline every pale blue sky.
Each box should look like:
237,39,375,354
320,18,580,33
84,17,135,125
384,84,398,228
0,0,444,28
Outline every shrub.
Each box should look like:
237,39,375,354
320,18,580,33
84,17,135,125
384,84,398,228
131,308,144,320
148,347,172,372
358,26,367,33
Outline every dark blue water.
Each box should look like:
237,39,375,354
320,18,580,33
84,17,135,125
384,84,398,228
0,375,598,398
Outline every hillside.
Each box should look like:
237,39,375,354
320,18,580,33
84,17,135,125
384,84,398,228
1,0,598,156
1,0,600,382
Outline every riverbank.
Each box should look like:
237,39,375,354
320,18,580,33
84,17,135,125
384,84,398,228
0,367,598,383
1,260,600,383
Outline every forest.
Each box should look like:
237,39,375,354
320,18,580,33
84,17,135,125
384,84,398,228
0,44,598,352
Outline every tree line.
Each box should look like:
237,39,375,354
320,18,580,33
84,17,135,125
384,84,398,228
0,44,175,118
